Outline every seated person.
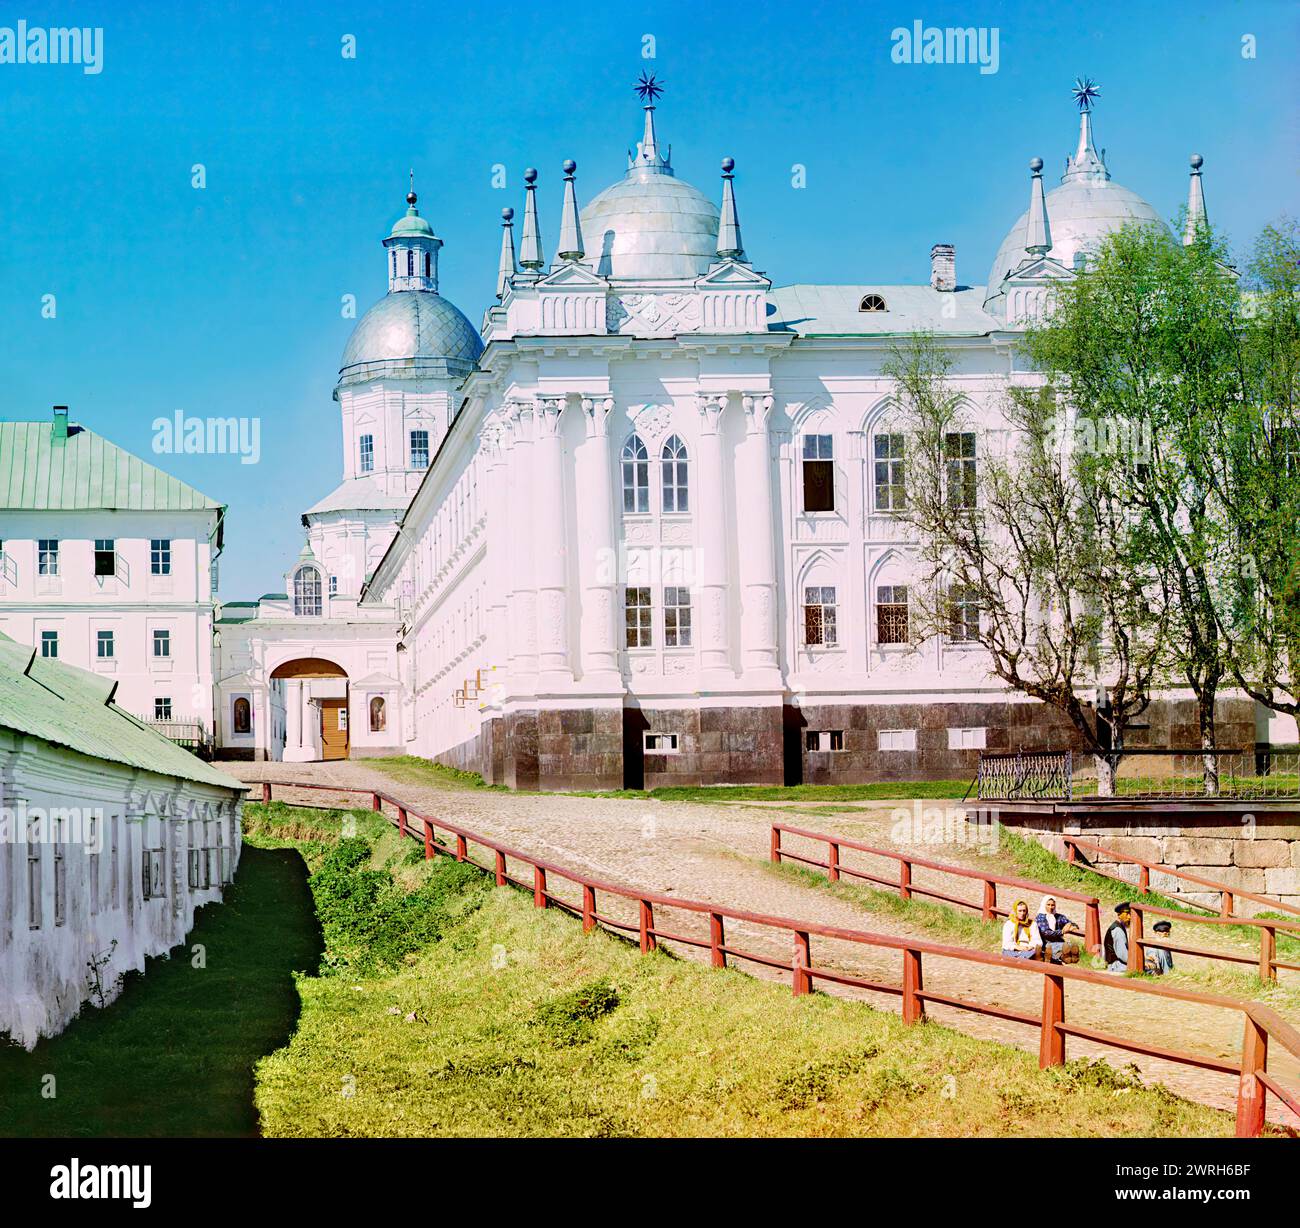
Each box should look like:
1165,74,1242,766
1145,919,1174,975
1035,895,1084,964
1103,902,1132,972
1002,899,1043,959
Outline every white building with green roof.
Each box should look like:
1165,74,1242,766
0,408,223,746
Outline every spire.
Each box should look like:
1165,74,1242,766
630,71,672,174
716,156,746,261
518,167,544,273
1062,77,1110,183
1024,157,1053,256
556,159,584,262
1184,153,1208,245
496,206,517,298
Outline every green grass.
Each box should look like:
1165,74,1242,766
249,803,1242,1137
363,756,504,791
0,844,323,1137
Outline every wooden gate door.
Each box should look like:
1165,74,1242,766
320,698,350,760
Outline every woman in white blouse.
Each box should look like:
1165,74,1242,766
1001,899,1043,959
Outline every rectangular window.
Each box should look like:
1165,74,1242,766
664,586,693,648
359,434,374,473
142,847,165,900
88,815,101,916
410,429,430,469
805,730,845,752
188,820,210,890
40,630,58,658
154,697,172,721
948,727,987,750
945,432,977,510
96,630,115,659
329,575,338,596
873,433,907,510
27,827,41,929
948,585,980,643
53,818,66,927
879,729,917,752
38,539,59,576
802,434,835,512
876,585,909,645
153,628,171,657
625,587,652,649
644,733,679,752
94,539,116,577
803,585,837,647
151,539,172,575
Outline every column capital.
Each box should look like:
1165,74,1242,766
695,391,728,434
505,397,535,441
741,393,775,434
534,394,567,437
580,395,615,438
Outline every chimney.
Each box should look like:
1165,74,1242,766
930,243,956,292
52,405,69,443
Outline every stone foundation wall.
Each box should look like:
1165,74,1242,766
538,708,623,791
635,706,784,790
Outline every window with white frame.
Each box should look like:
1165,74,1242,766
142,823,165,901
94,539,116,577
188,819,210,890
803,585,837,647
154,697,172,720
329,574,338,596
151,539,172,575
27,821,41,929
410,429,430,469
294,565,322,616
661,435,689,512
644,732,679,753
96,629,115,659
40,630,58,658
625,586,652,648
948,585,981,643
622,435,649,513
876,585,909,645
153,627,171,657
664,586,692,647
945,431,977,510
802,434,835,512
88,815,101,916
805,730,845,752
873,433,907,510
359,433,374,473
53,816,66,927
217,820,233,884
878,729,917,751
38,538,59,576
948,727,987,750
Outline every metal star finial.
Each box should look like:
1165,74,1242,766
634,71,664,105
1072,77,1101,112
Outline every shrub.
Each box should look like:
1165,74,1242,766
531,979,621,1046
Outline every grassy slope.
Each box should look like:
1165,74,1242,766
249,803,1238,1138
0,844,322,1138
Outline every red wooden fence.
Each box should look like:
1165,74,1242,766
256,779,1300,1136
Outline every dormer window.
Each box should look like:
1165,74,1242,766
293,566,322,617
859,293,888,312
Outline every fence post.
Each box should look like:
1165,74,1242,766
1127,908,1144,974
1084,900,1101,954
1138,864,1150,893
901,948,924,1023
371,792,382,812
582,885,596,934
1259,925,1277,983
828,843,840,882
770,827,781,864
1065,838,1076,865
261,782,271,803
423,820,433,860
455,834,467,863
1039,972,1066,1068
494,850,506,887
709,913,726,968
397,807,407,838
899,859,913,901
1235,1012,1269,1138
793,931,812,996
1221,889,1235,919
533,866,547,909
639,900,656,954
981,880,996,922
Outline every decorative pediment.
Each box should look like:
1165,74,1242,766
537,261,607,288
695,260,771,288
1005,255,1074,284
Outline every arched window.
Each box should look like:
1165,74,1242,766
859,293,888,312
406,249,415,277
293,566,322,616
369,696,387,732
232,697,251,734
661,435,689,513
621,435,649,514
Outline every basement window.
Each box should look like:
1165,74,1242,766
644,733,679,753
805,730,845,752
879,729,917,752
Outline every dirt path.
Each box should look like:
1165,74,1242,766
231,760,1300,1128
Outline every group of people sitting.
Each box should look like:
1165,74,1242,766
1000,897,1174,974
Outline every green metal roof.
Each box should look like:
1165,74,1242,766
0,420,222,513
0,634,245,792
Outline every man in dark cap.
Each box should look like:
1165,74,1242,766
1146,919,1174,975
1103,902,1132,972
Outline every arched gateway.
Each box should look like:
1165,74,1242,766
271,658,349,762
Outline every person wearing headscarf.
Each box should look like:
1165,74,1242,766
1146,919,1174,974
1035,894,1084,964
1001,899,1043,959
1103,902,1132,972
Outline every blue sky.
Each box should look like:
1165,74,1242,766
1,0,1295,598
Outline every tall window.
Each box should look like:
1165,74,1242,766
359,434,374,473
151,539,171,575
876,585,910,645
27,823,41,929
294,565,322,616
38,539,59,576
622,435,649,513
625,587,652,648
664,586,692,647
407,249,415,277
410,429,430,469
53,816,66,927
154,697,172,720
661,435,689,513
40,630,58,658
802,435,835,512
391,250,397,277
948,585,981,643
94,539,116,577
153,628,171,658
945,432,977,510
233,697,252,734
369,696,387,732
873,433,906,510
329,575,338,596
804,586,837,647
96,630,115,659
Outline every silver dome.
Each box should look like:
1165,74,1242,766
339,291,483,386
581,168,719,281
